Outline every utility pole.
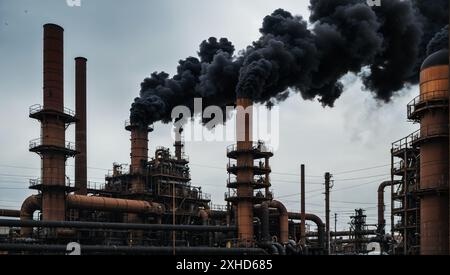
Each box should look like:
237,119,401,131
334,213,337,254
325,172,333,255
300,164,306,247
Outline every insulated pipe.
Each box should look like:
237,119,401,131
377,181,395,234
268,200,289,243
0,243,265,255
0,209,20,218
20,195,41,237
75,57,87,196
66,195,165,215
0,219,236,232
289,212,325,250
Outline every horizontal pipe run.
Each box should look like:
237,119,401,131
0,244,266,255
0,219,236,232
0,209,20,218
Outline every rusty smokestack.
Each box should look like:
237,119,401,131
414,49,449,255
75,57,87,196
38,24,71,221
235,97,254,246
126,122,152,193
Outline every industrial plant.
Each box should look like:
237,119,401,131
0,0,449,256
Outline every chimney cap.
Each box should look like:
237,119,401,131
43,23,64,31
421,49,449,70
75,57,88,62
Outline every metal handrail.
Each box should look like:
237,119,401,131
29,178,73,188
29,138,76,151
124,120,154,131
226,141,273,154
227,162,271,170
224,189,266,200
411,124,449,143
29,104,76,117
407,90,449,117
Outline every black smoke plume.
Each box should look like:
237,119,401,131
131,0,449,126
427,25,449,56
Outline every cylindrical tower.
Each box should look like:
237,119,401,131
75,57,87,196
409,49,449,255
226,97,273,246
29,24,77,221
125,121,153,194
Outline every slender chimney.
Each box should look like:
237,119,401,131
174,127,184,161
33,24,74,221
75,57,87,195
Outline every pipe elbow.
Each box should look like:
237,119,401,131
20,195,41,237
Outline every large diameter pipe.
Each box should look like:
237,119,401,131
20,195,41,237
0,244,265,255
289,212,325,250
377,181,395,234
66,195,164,215
268,200,288,243
0,219,236,233
0,209,20,218
75,57,88,196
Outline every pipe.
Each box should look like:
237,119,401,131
307,230,377,237
0,244,265,255
0,219,237,233
257,242,279,255
255,202,270,242
198,209,209,226
0,209,20,218
66,195,165,215
268,200,289,243
272,242,286,255
289,212,325,250
75,57,87,196
377,181,395,233
20,195,41,237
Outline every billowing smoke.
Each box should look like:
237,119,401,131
131,0,449,126
427,25,449,56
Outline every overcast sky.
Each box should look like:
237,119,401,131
0,0,419,231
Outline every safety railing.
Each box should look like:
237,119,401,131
411,124,449,143
87,181,106,191
226,141,273,155
224,190,267,200
124,120,154,131
29,178,74,188
29,138,76,151
209,204,228,212
29,104,76,117
407,90,449,118
227,161,271,171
